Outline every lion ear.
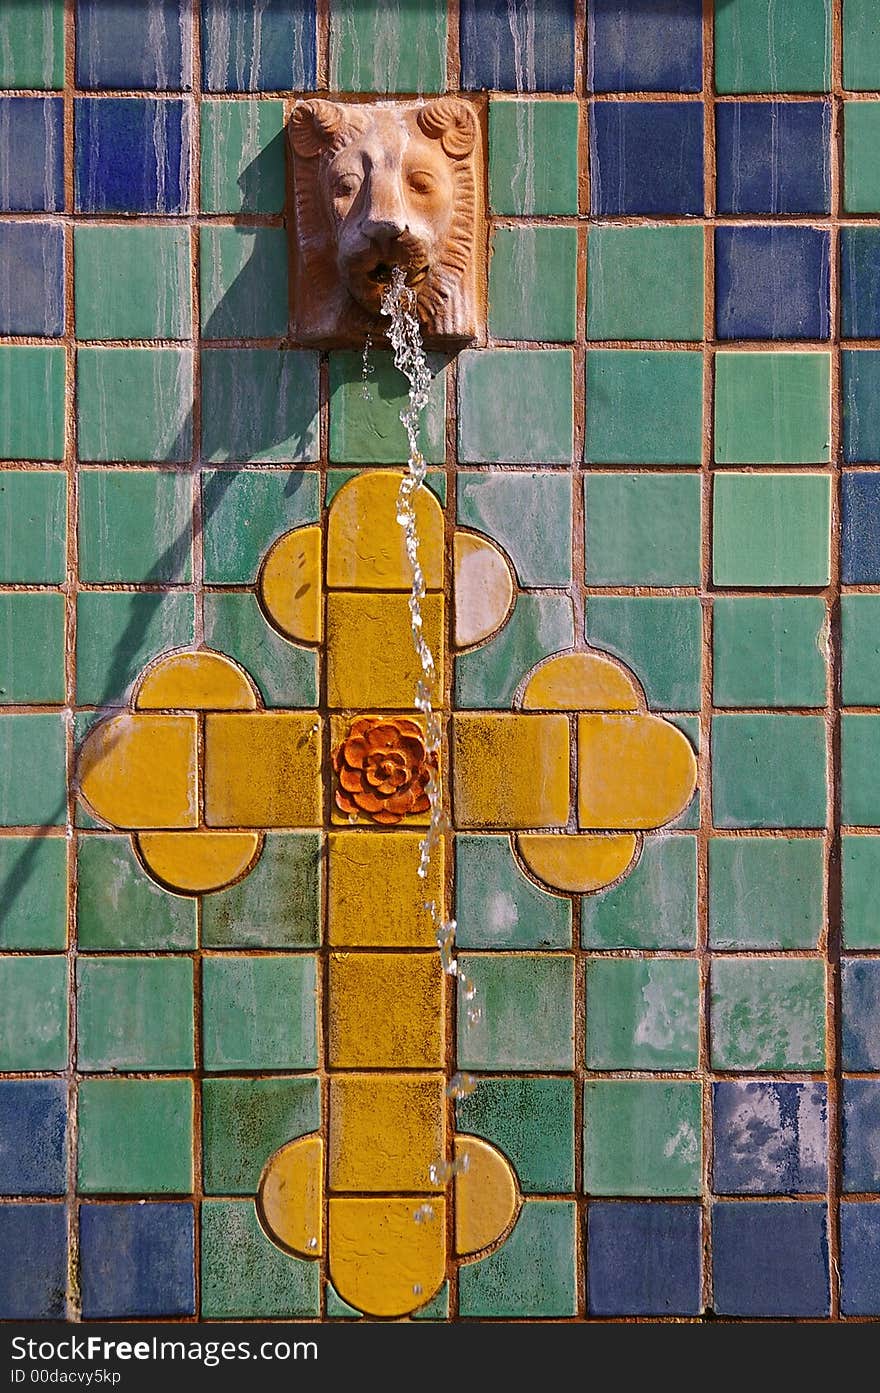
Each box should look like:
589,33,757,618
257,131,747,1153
417,98,476,158
290,99,349,158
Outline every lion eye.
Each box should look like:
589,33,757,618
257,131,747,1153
407,171,436,195
333,175,361,199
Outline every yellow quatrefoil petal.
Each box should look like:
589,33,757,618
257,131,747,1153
453,532,513,648
259,524,323,644
329,1196,446,1319
578,714,697,830
516,832,639,894
521,651,641,711
135,831,262,895
77,713,199,830
258,1134,324,1260
454,1135,519,1258
327,471,444,590
135,650,258,710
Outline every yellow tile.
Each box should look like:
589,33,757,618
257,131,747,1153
327,471,443,591
329,1196,446,1318
521,651,640,711
135,650,257,710
578,713,697,830
259,524,323,645
204,713,322,828
328,831,445,947
454,1135,519,1258
328,952,444,1069
135,831,262,895
77,713,198,830
330,713,437,827
329,1073,445,1193
258,1133,323,1259
326,592,444,710
453,532,513,648
516,832,638,894
452,713,571,829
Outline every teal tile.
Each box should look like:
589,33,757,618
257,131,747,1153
0,471,66,582
712,715,827,829
0,836,67,949
489,227,578,342
585,596,702,711
710,958,826,1071
77,1078,193,1194
202,834,321,948
77,957,195,1072
455,835,571,949
200,100,285,213
202,1200,319,1319
842,594,880,706
201,470,318,583
413,1283,449,1319
581,836,698,950
459,1201,577,1317
488,100,579,215
844,0,880,90
844,103,880,212
458,350,573,464
456,1077,574,1193
587,226,704,342
457,955,574,1071
585,959,700,1070
201,349,319,463
78,470,192,583
708,836,825,948
0,0,64,88
0,714,65,826
585,473,702,585
0,956,67,1070
668,716,700,830
77,348,192,463
202,1076,320,1194
0,347,65,461
585,351,703,465
76,836,197,952
714,353,831,464
74,226,191,340
75,592,195,706
454,593,574,708
713,596,827,708
842,836,880,948
842,715,880,825
326,1283,362,1318
202,592,317,708
712,473,831,586
715,0,831,93
0,593,65,704
202,955,317,1072
584,1080,703,1196
329,351,447,465
200,227,288,339
329,0,447,92
457,471,571,586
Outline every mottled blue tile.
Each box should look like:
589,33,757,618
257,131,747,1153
201,0,316,92
841,1204,880,1315
715,226,830,340
842,228,880,339
0,1203,66,1318
843,350,880,464
79,1202,195,1318
713,1082,827,1195
76,0,192,90
842,472,880,583
0,1081,66,1196
589,101,704,216
843,1080,880,1193
842,958,880,1071
0,223,64,336
0,98,63,211
716,101,831,214
712,1201,829,1318
588,0,702,93
587,1203,702,1317
460,0,574,92
74,98,191,214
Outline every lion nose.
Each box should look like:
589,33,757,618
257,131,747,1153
362,217,407,252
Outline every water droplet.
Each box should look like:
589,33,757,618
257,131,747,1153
307,1237,318,1251
412,1284,423,1297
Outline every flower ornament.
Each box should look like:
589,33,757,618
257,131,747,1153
332,716,436,824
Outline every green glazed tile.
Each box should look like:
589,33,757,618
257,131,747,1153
77,1078,193,1194
712,714,827,828
201,469,318,584
585,959,700,1070
842,715,880,825
581,836,698,950
202,955,317,1072
457,471,571,586
714,353,831,464
489,227,578,342
710,958,826,1071
459,1201,577,1318
456,1077,575,1193
77,348,192,463
326,1283,362,1318
587,226,704,342
585,473,702,585
458,350,573,464
0,0,64,87
78,470,192,583
586,350,703,465
454,593,574,708
74,226,191,340
202,1076,320,1194
0,593,65,704
326,466,445,506
455,835,571,950
73,711,107,828
202,834,321,949
76,957,195,1072
457,955,574,1071
843,0,880,90
668,715,701,831
712,473,831,586
489,100,579,215
844,103,880,212
329,352,447,465
76,836,197,952
713,596,827,708
0,714,65,826
201,1200,320,1318
201,349,319,463
585,596,702,711
708,836,825,948
583,1080,702,1196
715,0,831,93
0,471,66,582
0,956,67,1070
0,836,66,949
202,592,317,708
200,100,285,213
200,227,288,339
413,1283,449,1319
842,836,880,948
329,0,446,92
75,592,195,706
0,347,64,461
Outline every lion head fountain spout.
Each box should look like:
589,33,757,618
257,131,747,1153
288,97,485,346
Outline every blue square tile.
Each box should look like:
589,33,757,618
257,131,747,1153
841,1204,880,1315
843,471,880,582
715,226,830,341
74,98,191,214
843,1080,880,1193
0,1081,66,1196
842,228,880,338
79,1202,195,1318
0,1204,66,1318
201,0,316,92
76,0,192,90
460,0,575,92
843,350,880,463
711,1201,829,1317
0,224,64,336
588,0,702,93
589,101,704,215
842,958,880,1071
713,1082,827,1195
715,101,831,214
587,1203,702,1316
0,98,63,212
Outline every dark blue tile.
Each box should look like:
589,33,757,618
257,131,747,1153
79,1202,195,1318
74,98,191,214
843,350,880,464
713,1082,827,1195
715,226,831,340
0,224,64,337
841,1204,880,1315
460,0,575,92
0,98,63,212
201,0,316,92
843,1080,880,1193
842,472,880,583
588,0,702,93
76,0,192,91
0,1204,67,1318
842,228,880,339
587,1202,702,1316
711,1201,829,1318
589,101,704,215
716,101,831,215
842,958,880,1070
0,1081,66,1196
